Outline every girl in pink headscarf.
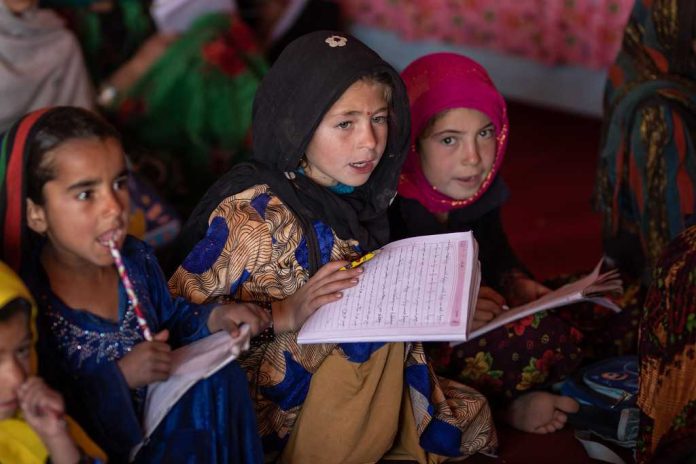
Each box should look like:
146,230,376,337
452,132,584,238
390,53,581,434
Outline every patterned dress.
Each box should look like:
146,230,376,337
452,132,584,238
592,4,696,430
637,225,696,463
169,185,498,463
594,0,696,281
30,237,263,463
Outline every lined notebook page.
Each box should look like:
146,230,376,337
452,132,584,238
131,326,251,460
297,232,479,344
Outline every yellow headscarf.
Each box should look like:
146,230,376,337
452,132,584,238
0,260,106,463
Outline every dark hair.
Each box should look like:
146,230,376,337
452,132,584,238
26,107,122,204
0,297,31,323
360,71,394,105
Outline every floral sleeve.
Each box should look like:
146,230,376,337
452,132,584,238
168,187,274,304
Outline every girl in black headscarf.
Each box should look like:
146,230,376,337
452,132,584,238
169,31,497,462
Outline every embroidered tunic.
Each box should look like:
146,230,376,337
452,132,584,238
31,237,263,463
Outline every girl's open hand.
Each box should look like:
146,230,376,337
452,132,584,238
272,261,362,333
117,329,172,388
207,302,272,337
472,286,507,331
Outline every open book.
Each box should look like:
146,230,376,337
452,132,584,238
296,232,622,345
458,259,622,344
297,232,481,344
130,325,251,460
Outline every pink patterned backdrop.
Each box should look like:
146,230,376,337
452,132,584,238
339,0,634,69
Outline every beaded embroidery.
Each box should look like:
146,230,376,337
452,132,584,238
46,299,145,369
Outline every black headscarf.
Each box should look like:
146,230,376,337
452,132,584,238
171,31,410,275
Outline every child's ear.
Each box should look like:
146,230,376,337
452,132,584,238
26,198,47,234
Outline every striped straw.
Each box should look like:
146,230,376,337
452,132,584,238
107,240,153,341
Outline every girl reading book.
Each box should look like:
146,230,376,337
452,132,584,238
389,53,582,434
0,106,266,462
169,31,497,462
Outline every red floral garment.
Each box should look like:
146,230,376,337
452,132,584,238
426,310,585,403
426,272,642,404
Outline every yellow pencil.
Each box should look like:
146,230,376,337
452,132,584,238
340,250,380,270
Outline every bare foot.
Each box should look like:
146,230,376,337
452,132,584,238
504,391,579,434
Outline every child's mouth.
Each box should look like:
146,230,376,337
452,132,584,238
454,174,481,185
97,228,124,247
349,160,375,173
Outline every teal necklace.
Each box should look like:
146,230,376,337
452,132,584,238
296,166,354,195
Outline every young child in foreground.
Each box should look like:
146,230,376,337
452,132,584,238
0,260,106,464
0,106,267,463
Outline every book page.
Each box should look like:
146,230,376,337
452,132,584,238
297,232,478,344
130,325,251,460
463,259,622,342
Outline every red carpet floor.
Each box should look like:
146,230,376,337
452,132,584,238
500,101,604,281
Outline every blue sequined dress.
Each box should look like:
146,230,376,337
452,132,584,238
29,236,263,463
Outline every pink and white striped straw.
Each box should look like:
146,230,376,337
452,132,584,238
107,240,153,341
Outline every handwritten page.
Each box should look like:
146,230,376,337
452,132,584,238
463,259,622,342
297,232,480,344
130,325,251,460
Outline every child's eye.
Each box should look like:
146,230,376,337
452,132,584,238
372,115,388,124
16,343,31,359
77,190,93,201
114,176,129,190
479,128,495,138
440,136,456,146
337,121,352,129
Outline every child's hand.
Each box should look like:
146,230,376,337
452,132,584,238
272,261,362,333
18,377,67,439
207,302,272,337
18,377,81,464
472,286,507,331
506,277,551,307
117,329,172,388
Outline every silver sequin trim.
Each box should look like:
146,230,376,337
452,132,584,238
47,301,144,369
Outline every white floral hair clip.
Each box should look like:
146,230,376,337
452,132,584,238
325,35,348,47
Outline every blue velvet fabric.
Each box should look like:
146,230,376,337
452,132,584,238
295,220,335,270
181,216,229,274
30,236,263,463
260,351,313,410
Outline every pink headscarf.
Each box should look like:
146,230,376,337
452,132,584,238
398,53,509,214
